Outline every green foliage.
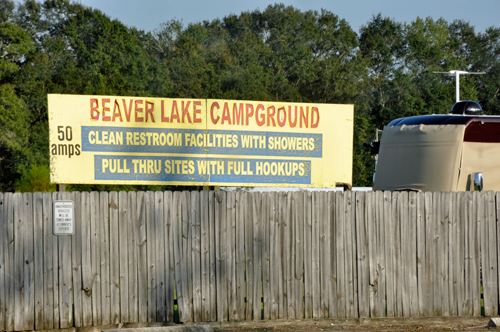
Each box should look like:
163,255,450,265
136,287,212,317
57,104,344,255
15,164,56,192
0,1,499,191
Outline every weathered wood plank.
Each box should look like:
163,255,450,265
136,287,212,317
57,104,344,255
277,192,285,319
497,192,500,319
335,191,346,318
4,193,14,331
108,192,120,324
392,192,402,317
99,191,111,325
401,191,411,317
245,193,254,320
252,192,263,321
303,191,312,319
41,192,55,329
200,191,211,321
294,192,305,319
172,192,183,321
279,193,289,320
191,191,202,322
179,191,193,322
13,193,24,331
416,192,425,316
408,192,418,317
384,191,395,317
100,192,111,325
58,192,72,328
433,192,442,315
226,191,237,321
423,192,433,316
146,191,157,322
455,192,465,317
215,191,227,322
33,192,45,329
90,192,101,325
373,191,385,317
261,192,271,320
208,192,216,322
155,191,166,322
462,192,472,316
183,191,193,322
441,192,450,316
344,191,355,318
80,192,92,326
319,192,329,319
52,192,60,329
355,192,368,318
235,191,245,321
401,192,411,317
118,191,129,322
311,192,321,318
376,191,386,317
448,192,457,316
471,192,481,316
136,192,147,323
328,192,337,319
287,192,295,319
128,191,138,322
23,194,35,329
484,191,498,316
0,193,4,331
270,192,280,320
164,191,175,322
367,191,376,318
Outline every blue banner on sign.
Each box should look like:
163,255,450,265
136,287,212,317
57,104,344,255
82,126,322,158
94,155,312,184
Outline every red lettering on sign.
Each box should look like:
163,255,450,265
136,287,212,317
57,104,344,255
193,101,202,123
171,101,180,123
90,99,99,120
233,103,244,125
267,106,276,127
102,98,111,121
277,107,286,127
245,104,254,126
221,103,231,125
182,101,192,123
300,106,309,128
112,100,123,122
123,99,133,122
256,104,265,126
210,102,220,124
146,101,155,122
135,100,144,122
161,100,169,122
311,107,320,128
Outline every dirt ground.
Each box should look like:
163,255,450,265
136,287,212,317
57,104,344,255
53,317,497,332
211,317,495,331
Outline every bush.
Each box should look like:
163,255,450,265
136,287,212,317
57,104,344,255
16,164,56,193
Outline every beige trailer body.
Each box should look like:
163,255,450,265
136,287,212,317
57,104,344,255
374,115,500,192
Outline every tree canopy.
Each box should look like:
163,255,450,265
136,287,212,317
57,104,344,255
1,0,499,191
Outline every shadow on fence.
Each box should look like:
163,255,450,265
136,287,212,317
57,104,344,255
0,190,498,331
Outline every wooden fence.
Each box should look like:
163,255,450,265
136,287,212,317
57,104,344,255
0,190,499,331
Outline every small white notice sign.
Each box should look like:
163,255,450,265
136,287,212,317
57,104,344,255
53,200,74,235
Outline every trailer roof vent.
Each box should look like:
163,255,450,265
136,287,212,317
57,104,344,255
451,100,483,115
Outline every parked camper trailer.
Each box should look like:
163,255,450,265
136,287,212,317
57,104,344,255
371,101,500,192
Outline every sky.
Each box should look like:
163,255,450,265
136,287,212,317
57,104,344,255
72,0,500,34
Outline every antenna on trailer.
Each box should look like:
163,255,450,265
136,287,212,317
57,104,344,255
432,70,485,102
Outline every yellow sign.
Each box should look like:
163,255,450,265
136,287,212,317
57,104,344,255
48,94,353,187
